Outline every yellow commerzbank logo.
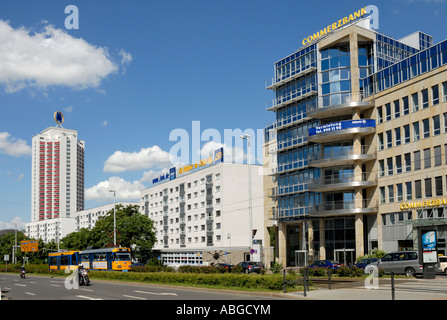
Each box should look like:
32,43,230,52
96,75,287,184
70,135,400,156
302,7,368,46
400,198,447,210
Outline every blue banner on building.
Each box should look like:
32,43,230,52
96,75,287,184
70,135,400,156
308,119,376,136
214,147,224,164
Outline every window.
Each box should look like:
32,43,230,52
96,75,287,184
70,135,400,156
386,130,392,148
397,183,403,201
406,182,412,200
385,103,391,121
432,85,439,105
388,185,394,203
413,122,420,141
404,124,410,143
444,113,447,133
415,180,422,199
435,176,443,196
378,133,384,150
422,89,429,109
424,148,431,168
379,159,385,177
434,145,442,166
443,81,447,102
412,92,419,112
387,157,393,175
433,115,440,135
377,106,383,124
396,155,402,173
422,118,430,138
425,178,432,198
380,187,386,204
404,153,411,172
394,100,400,118
402,96,409,115
414,151,421,170
395,127,401,146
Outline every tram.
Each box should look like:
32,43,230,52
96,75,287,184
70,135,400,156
48,247,132,271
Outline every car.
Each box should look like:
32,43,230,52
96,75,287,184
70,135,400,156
437,256,447,274
365,251,423,277
237,261,261,274
308,260,342,270
354,258,378,269
215,263,233,271
130,262,145,268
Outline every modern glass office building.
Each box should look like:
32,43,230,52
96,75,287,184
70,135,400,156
264,7,447,267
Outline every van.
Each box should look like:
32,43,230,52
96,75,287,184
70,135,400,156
438,256,447,274
365,251,423,277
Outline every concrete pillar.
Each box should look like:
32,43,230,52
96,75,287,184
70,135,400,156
278,222,287,267
355,213,364,258
319,218,326,259
349,32,360,102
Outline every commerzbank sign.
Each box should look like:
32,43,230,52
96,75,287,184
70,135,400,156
301,6,375,46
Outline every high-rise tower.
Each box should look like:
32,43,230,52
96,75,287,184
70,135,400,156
31,113,85,222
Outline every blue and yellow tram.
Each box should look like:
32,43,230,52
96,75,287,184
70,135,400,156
48,251,80,270
49,247,132,271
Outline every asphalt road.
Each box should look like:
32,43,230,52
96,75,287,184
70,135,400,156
0,273,289,301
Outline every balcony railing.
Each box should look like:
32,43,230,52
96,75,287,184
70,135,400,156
309,198,378,217
308,145,376,167
308,172,377,191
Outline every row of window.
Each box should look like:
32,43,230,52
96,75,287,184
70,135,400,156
378,114,447,150
379,144,446,177
379,176,446,204
377,82,447,124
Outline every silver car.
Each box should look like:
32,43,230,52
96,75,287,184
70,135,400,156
365,251,423,277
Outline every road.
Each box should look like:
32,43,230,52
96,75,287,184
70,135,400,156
0,273,290,301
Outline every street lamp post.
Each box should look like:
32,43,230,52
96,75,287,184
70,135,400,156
240,134,253,260
109,189,116,246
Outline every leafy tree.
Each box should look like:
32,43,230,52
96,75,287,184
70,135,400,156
60,204,156,263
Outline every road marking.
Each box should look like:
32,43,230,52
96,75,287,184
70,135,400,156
25,292,35,296
123,294,147,300
76,295,103,300
51,284,61,287
134,290,177,296
14,284,26,287
80,288,94,292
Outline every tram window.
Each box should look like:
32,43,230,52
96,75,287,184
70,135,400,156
114,253,131,261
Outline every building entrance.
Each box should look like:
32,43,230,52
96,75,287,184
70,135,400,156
335,248,355,265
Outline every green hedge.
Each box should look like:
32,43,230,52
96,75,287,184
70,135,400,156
90,271,292,291
0,264,295,292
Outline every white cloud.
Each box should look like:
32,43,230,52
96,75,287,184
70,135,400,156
103,145,174,173
85,176,144,201
0,216,26,230
140,168,170,183
0,132,31,157
0,19,131,93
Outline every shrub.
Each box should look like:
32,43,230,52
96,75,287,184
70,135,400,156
269,262,283,274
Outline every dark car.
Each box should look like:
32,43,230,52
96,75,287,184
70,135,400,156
237,261,261,274
308,260,342,270
354,258,378,269
215,263,233,271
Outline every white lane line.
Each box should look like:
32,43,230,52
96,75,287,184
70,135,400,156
14,284,26,287
76,295,103,300
134,290,177,296
80,288,94,292
51,284,61,287
123,295,147,300
25,292,35,296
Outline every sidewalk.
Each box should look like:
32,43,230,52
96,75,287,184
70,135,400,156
287,276,447,300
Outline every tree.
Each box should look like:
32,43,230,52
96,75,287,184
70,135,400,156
60,205,156,262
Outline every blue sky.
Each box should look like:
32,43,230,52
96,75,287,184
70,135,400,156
0,0,446,230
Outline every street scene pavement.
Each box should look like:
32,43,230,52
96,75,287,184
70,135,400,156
287,275,447,300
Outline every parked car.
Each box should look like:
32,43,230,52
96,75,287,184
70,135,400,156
365,251,423,277
237,261,261,274
215,263,233,271
437,256,447,274
354,258,378,269
308,260,342,270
